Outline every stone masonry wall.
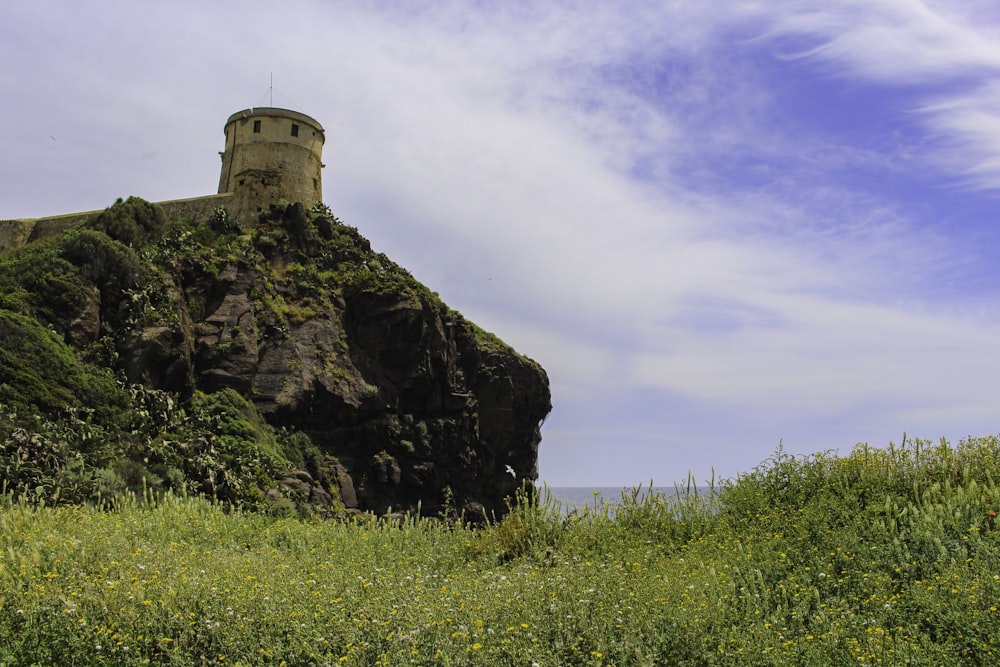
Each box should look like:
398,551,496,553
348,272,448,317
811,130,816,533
0,193,235,255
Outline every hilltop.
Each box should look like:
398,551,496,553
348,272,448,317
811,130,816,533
0,196,551,520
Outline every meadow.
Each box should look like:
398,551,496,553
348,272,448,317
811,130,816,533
2,436,1000,666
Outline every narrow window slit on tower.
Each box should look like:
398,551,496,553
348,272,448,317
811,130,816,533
253,120,261,133
291,123,299,137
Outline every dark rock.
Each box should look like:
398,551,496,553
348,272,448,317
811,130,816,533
313,215,335,241
67,285,101,348
123,326,192,394
309,484,333,506
329,459,359,509
191,262,260,394
280,475,311,497
289,469,314,484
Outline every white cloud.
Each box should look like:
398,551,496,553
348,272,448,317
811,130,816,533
918,82,1000,189
763,0,1000,81
752,1,1000,190
633,297,1000,411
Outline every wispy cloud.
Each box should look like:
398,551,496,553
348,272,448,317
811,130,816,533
754,1,1000,189
765,1,1000,80
918,81,1000,189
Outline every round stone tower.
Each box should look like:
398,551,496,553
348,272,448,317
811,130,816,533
218,107,325,219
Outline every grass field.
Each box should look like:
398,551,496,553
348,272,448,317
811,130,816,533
3,436,1000,665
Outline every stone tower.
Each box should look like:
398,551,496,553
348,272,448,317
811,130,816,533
218,107,325,220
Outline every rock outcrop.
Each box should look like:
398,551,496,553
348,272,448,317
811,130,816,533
2,198,550,520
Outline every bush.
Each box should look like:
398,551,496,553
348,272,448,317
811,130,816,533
208,205,238,233
0,238,90,328
90,196,167,247
467,484,561,562
0,310,128,419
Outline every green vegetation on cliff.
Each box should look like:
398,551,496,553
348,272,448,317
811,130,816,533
2,436,999,665
0,203,310,507
0,310,127,418
0,209,300,507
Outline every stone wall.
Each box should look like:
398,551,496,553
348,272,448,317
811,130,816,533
0,219,41,254
159,193,233,224
0,212,98,254
0,193,237,254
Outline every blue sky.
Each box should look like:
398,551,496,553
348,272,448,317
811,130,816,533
2,1,999,486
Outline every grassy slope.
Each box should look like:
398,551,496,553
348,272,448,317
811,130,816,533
3,436,1000,666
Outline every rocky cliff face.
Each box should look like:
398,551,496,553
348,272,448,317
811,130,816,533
0,198,551,520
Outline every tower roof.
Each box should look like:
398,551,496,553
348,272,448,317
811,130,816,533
224,107,325,139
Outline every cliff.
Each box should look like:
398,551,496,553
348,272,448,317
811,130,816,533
0,197,551,521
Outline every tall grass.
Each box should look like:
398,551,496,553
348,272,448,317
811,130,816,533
2,435,999,665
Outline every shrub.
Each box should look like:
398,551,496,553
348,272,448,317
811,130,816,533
208,205,238,233
90,196,167,247
0,238,91,328
467,484,561,562
0,310,128,420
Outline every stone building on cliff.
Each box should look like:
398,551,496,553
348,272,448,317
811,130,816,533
0,107,326,252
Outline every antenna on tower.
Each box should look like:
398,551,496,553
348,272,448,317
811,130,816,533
269,72,273,107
